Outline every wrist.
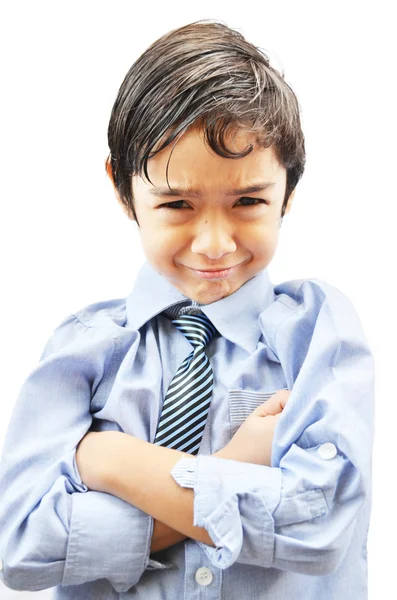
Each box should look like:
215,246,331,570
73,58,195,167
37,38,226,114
213,445,233,460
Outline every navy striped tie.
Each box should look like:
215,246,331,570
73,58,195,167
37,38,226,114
154,313,217,455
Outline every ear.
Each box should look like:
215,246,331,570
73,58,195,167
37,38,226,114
105,158,136,221
283,188,296,216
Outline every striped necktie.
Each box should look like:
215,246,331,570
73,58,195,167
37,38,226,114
154,313,217,455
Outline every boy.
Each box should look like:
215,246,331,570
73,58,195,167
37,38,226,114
0,19,374,599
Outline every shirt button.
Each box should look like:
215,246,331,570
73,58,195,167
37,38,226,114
318,442,337,460
195,566,213,586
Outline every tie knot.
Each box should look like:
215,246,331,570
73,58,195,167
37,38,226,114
172,313,217,348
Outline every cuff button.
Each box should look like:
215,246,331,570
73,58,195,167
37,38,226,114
318,442,337,460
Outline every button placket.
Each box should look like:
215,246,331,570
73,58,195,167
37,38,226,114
195,566,213,586
184,538,222,597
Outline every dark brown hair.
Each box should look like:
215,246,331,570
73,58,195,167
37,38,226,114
107,19,306,224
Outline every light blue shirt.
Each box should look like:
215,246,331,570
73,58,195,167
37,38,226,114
0,261,375,598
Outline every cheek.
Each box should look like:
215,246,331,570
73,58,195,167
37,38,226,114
140,224,184,260
245,220,279,249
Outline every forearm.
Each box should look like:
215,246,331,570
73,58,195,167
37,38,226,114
151,518,188,553
96,432,215,547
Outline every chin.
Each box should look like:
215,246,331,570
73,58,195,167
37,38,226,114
188,279,240,304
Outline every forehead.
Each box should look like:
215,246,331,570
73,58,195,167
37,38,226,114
133,124,286,196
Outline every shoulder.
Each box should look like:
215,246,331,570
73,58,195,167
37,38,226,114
273,277,352,311
260,277,363,353
262,276,353,321
41,297,130,360
72,297,128,330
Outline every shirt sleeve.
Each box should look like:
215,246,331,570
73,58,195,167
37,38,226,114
170,279,375,576
0,314,170,594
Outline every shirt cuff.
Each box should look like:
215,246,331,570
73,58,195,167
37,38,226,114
63,490,172,593
171,454,282,569
170,456,196,488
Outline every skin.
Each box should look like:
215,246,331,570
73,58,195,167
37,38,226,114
76,391,291,552
109,122,295,304
76,124,296,553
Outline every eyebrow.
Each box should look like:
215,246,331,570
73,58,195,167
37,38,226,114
148,183,275,198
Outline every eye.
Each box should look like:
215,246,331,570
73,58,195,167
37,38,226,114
159,200,190,209
236,197,268,207
158,197,268,210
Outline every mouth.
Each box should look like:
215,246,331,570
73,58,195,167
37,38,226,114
188,263,242,279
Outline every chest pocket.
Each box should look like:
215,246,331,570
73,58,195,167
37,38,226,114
228,388,288,436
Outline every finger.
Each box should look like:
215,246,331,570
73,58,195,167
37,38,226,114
254,389,291,417
274,389,291,409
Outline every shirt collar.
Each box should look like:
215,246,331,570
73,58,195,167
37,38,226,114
126,261,275,353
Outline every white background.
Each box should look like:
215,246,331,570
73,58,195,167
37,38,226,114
0,1,395,598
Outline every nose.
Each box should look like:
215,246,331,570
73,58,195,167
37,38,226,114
191,218,237,260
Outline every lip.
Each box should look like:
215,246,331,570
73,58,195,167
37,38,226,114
188,263,242,279
195,267,233,272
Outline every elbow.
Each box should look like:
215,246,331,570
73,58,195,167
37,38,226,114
1,577,30,593
275,536,353,577
274,513,359,577
0,545,56,592
315,519,359,576
1,563,50,593
0,526,35,591
302,545,349,576
0,530,62,592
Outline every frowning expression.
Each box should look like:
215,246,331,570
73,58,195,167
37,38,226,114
127,124,294,304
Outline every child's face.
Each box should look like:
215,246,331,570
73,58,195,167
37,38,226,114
129,124,294,304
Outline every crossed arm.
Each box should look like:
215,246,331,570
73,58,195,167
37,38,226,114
75,391,287,554
77,433,211,551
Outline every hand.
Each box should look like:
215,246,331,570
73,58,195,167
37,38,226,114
214,389,290,466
